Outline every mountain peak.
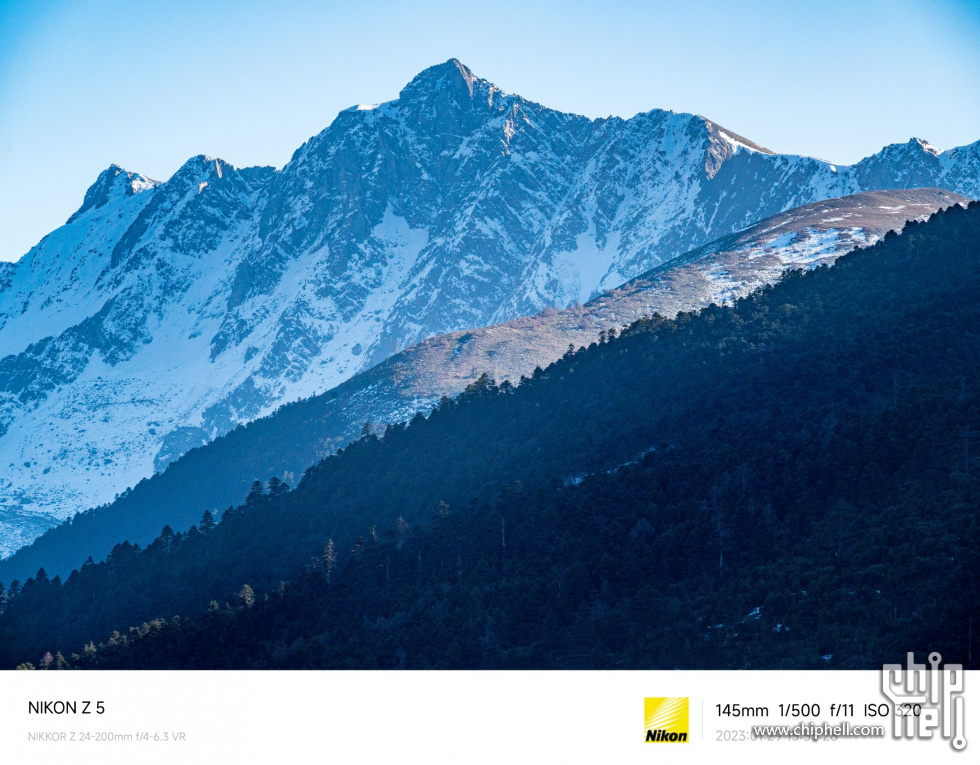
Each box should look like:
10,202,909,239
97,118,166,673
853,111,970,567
910,137,941,156
175,154,228,175
400,58,482,102
165,154,235,192
66,165,158,224
874,137,942,159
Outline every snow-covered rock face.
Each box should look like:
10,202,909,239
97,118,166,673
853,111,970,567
308,188,969,457
0,58,978,557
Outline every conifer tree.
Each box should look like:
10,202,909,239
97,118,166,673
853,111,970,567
323,540,337,583
199,510,216,534
237,584,255,608
395,517,409,549
351,536,366,559
267,476,289,498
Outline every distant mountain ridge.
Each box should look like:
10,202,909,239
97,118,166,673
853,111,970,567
1,58,979,556
0,187,965,583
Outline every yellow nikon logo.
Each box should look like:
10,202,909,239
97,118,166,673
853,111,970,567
644,697,689,743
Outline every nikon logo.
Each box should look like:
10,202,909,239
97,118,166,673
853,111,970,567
646,729,687,743
644,697,689,743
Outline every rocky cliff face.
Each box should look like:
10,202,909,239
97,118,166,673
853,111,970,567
309,188,969,447
0,58,977,556
0,187,964,583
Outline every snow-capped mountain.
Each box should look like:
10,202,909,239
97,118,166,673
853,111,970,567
0,187,962,583
1,58,978,557
260,188,969,464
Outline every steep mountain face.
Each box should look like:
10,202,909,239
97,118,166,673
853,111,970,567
0,187,964,583
3,201,979,670
1,59,978,557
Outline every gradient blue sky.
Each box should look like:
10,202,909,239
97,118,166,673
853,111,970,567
1,0,978,261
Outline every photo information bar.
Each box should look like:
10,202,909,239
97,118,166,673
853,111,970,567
0,669,972,764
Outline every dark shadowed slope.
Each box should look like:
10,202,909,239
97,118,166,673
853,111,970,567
0,188,966,585
2,201,978,670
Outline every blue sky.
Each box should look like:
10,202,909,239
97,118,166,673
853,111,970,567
1,0,978,262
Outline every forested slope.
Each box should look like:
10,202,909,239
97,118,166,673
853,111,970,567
2,202,978,669
2,187,961,585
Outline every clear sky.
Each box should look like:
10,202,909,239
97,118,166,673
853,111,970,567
1,0,978,262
